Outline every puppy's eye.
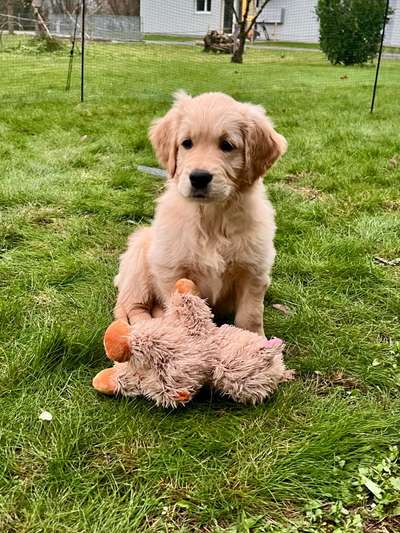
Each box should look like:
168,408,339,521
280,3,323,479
220,139,235,152
181,139,193,149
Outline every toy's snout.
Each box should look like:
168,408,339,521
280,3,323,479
263,337,284,349
103,320,131,362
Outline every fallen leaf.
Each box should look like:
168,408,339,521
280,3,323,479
390,477,400,491
39,411,53,421
373,257,400,266
360,475,383,499
383,200,400,211
80,135,88,142
388,155,399,169
340,74,348,80
272,303,291,315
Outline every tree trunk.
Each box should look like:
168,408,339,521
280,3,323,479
7,0,14,34
231,29,246,63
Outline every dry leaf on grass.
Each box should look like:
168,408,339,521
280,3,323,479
388,155,399,169
373,257,400,266
383,200,400,211
272,303,292,315
39,411,53,421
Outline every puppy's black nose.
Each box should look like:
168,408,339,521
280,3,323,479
189,170,213,189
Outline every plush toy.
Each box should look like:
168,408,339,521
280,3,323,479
93,279,293,407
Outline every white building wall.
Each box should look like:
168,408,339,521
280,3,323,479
256,0,319,42
386,0,400,46
141,0,400,45
257,0,400,46
142,0,223,35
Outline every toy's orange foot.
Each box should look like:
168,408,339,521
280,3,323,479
176,390,191,402
175,278,200,296
104,320,131,362
92,368,119,395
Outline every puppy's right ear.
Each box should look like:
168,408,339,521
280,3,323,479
149,91,191,178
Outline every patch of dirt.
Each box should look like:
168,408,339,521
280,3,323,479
364,516,400,533
292,186,323,200
282,181,324,200
284,170,316,183
383,200,400,211
306,370,367,395
29,207,65,226
0,231,24,255
388,155,399,169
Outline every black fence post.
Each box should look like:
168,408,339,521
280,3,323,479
370,0,390,113
66,3,80,92
80,0,86,102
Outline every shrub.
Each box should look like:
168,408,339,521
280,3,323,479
316,0,391,65
26,35,66,54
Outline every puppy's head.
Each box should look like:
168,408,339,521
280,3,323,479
149,91,287,203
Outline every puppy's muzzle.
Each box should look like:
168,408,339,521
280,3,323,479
189,170,213,197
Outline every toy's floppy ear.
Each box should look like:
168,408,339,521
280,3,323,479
104,320,131,362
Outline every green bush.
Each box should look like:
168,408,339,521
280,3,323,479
316,0,391,65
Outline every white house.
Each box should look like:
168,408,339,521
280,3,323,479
141,0,400,47
141,0,228,36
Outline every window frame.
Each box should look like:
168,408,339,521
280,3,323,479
195,0,212,14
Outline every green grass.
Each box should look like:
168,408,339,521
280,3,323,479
1,40,400,532
143,35,400,54
144,33,199,42
252,40,320,49
252,41,400,53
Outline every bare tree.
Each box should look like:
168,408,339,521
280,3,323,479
231,0,271,64
6,0,14,33
106,0,139,16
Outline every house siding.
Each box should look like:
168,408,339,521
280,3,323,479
386,0,400,46
256,0,319,43
141,0,400,46
142,0,223,35
257,0,400,47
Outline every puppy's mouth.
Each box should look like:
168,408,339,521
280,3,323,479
191,191,208,199
189,190,214,202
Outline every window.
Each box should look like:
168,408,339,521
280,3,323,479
196,0,212,13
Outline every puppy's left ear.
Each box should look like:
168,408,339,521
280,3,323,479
243,103,288,183
149,91,191,178
149,109,179,177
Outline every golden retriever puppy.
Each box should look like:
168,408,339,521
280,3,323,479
114,91,287,335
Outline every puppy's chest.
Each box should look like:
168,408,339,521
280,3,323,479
195,232,237,267
190,237,250,305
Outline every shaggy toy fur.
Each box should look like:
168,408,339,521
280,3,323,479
93,280,292,407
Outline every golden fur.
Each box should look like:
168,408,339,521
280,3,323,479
114,91,287,335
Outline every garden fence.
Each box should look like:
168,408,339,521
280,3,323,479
0,0,399,111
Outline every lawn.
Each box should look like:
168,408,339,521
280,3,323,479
0,40,400,532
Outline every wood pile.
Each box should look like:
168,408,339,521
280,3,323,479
203,30,236,54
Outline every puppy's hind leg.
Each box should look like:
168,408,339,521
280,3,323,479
114,227,155,325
